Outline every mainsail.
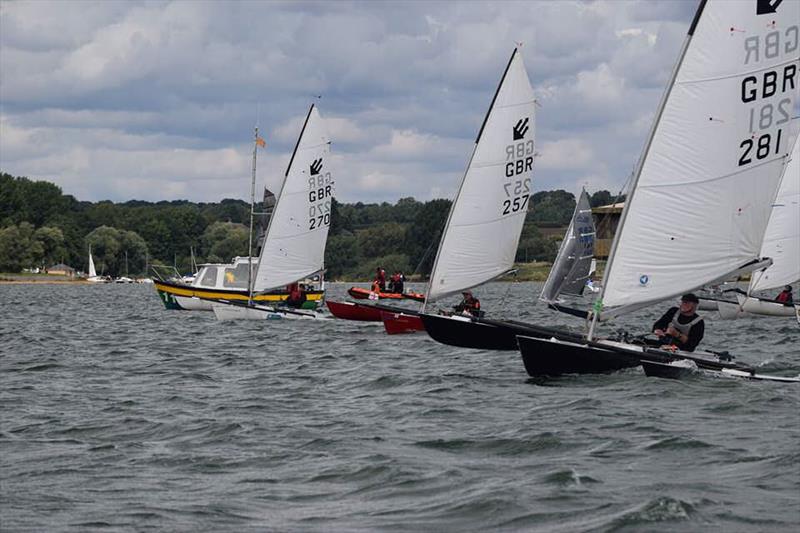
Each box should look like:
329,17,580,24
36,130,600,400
598,0,800,319
252,105,333,291
750,134,800,292
540,189,595,302
426,48,536,302
88,248,97,278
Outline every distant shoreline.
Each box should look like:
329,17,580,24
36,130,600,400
0,262,559,285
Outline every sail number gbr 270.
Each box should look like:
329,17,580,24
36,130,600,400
308,172,333,230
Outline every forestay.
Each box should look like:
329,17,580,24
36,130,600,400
540,189,595,302
750,134,800,292
253,105,333,292
600,0,800,317
426,48,536,302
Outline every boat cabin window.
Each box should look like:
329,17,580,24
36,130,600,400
199,267,218,287
223,263,251,288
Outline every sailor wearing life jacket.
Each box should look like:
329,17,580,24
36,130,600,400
652,293,705,352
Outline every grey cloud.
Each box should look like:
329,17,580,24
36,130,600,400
0,0,696,204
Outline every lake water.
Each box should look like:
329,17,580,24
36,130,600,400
1,282,798,531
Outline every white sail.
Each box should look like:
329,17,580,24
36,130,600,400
540,189,595,302
600,0,800,317
750,134,800,292
253,105,333,291
427,48,536,301
88,249,97,278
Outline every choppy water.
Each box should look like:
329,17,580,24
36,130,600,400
1,282,799,531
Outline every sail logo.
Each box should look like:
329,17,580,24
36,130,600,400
757,0,783,15
504,119,534,179
513,118,530,141
310,158,323,176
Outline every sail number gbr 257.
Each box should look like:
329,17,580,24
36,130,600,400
308,172,333,230
502,139,534,215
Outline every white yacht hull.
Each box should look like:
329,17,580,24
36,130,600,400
736,294,794,317
175,295,214,311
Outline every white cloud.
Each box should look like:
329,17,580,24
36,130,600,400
0,0,696,203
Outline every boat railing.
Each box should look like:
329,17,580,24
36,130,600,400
150,265,183,283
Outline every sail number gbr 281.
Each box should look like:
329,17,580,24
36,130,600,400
737,25,797,167
502,139,534,215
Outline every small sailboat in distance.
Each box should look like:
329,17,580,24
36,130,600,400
86,247,109,283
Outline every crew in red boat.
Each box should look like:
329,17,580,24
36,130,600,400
286,282,306,308
389,271,405,294
775,285,793,304
454,290,481,317
374,267,386,292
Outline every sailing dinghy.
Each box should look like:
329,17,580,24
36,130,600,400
418,47,542,348
153,126,323,311
517,0,800,381
538,188,597,317
733,135,800,317
213,104,334,320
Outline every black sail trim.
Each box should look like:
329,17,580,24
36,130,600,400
285,103,315,177
688,0,708,36
475,48,517,144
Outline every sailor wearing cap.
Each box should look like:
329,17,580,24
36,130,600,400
453,290,482,317
652,293,705,352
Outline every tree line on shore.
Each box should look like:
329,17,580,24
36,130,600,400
0,172,616,279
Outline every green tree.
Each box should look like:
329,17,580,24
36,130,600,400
119,230,149,275
325,234,360,278
356,222,406,259
34,226,66,268
349,253,411,280
0,223,43,271
202,221,249,263
85,226,122,276
402,198,450,276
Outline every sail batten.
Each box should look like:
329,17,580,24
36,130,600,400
426,48,537,302
253,105,333,292
597,0,800,316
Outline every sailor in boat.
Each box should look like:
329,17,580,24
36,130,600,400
374,267,387,292
285,282,307,308
453,290,482,318
389,271,405,294
775,285,793,304
651,293,705,352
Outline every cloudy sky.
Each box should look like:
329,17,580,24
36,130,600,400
0,0,699,204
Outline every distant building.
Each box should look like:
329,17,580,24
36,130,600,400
592,202,624,259
48,263,76,277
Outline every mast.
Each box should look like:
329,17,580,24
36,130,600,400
587,0,706,340
247,126,259,304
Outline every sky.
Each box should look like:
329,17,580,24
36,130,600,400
0,0,699,204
